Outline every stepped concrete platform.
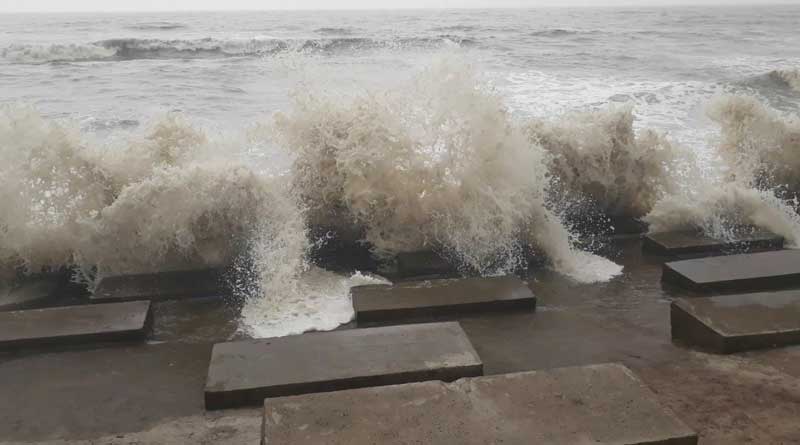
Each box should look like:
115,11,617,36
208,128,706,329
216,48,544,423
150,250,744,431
662,249,800,293
644,230,783,257
352,276,535,323
395,251,456,278
0,301,152,350
205,322,482,410
261,363,697,445
672,291,800,353
91,268,223,303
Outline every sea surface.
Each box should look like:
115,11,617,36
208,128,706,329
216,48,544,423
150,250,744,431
2,6,800,336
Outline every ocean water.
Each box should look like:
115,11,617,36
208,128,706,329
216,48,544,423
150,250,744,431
2,6,800,337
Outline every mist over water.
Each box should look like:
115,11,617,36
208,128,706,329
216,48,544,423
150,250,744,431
1,6,800,336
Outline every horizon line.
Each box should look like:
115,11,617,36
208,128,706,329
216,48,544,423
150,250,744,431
1,2,797,14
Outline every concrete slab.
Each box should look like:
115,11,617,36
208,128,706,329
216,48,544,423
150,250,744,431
91,268,224,303
0,276,62,310
0,301,152,350
352,276,535,323
396,251,456,278
205,322,482,410
261,363,698,445
671,291,800,353
662,249,800,293
643,230,783,256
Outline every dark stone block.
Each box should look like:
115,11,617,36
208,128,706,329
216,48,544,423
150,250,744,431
662,250,800,293
352,276,535,323
0,276,62,311
644,230,783,257
91,268,224,303
395,251,457,278
205,321,482,410
261,363,697,445
671,291,800,353
0,301,152,350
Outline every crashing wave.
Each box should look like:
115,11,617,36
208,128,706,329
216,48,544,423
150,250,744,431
644,94,800,246
527,105,687,220
0,106,308,287
707,94,800,190
274,56,621,282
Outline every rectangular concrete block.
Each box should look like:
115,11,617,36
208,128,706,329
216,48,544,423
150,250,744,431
396,251,456,278
0,301,152,350
261,363,698,445
91,268,224,303
644,230,783,256
352,276,535,323
662,249,800,293
205,322,482,410
672,291,800,353
0,276,62,311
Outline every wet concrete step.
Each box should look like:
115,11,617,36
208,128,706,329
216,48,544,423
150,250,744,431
91,268,224,303
351,276,535,323
205,321,482,410
643,230,783,257
671,291,800,353
0,301,152,350
261,363,697,445
662,249,800,293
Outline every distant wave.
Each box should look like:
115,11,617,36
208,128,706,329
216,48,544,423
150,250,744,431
2,36,475,63
431,25,479,32
737,68,800,94
125,22,187,31
769,69,800,92
530,29,596,37
313,27,358,35
1,43,116,63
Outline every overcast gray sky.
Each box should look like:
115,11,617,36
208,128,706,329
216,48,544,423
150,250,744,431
0,0,795,12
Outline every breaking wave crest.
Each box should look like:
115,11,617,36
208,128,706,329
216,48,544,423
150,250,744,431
275,57,622,282
0,106,309,300
769,68,800,92
527,105,688,220
2,36,475,63
1,43,116,63
644,94,800,246
708,94,800,189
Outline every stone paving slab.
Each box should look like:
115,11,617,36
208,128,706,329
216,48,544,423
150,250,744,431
91,268,224,303
352,276,535,323
671,291,800,353
205,322,482,410
0,301,152,350
261,363,698,445
644,230,783,256
662,249,800,293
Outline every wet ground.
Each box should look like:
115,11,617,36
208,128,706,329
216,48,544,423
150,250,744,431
1,237,799,444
